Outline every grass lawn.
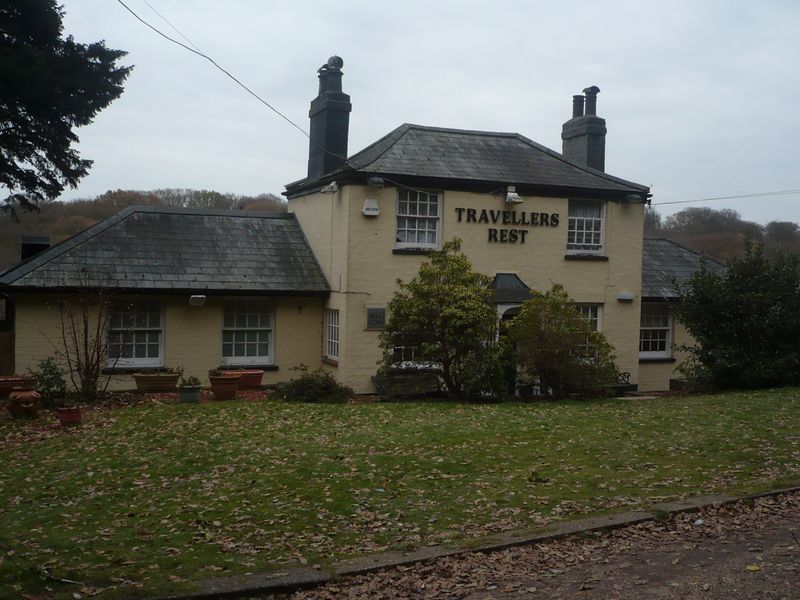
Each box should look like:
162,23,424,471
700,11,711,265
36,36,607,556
1,389,799,598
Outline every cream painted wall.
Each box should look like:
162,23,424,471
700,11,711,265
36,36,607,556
13,293,324,391
638,308,692,392
292,184,645,393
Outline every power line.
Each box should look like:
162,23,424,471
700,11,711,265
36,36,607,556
115,0,335,153
652,189,800,206
139,0,203,53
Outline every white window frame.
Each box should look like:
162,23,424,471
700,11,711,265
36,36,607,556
107,299,163,368
325,309,340,359
567,200,605,255
639,303,672,359
395,189,441,250
575,304,602,332
221,301,274,366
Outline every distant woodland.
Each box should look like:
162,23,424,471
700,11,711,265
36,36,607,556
0,189,286,270
0,192,798,270
645,206,800,261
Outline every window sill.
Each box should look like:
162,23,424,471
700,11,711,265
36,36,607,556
218,364,279,371
322,356,339,367
564,254,609,261
393,247,435,255
639,357,676,363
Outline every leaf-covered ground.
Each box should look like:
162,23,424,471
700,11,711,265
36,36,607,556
0,389,798,598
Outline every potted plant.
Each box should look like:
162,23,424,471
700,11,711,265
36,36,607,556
221,368,265,388
133,369,179,393
7,383,41,419
178,370,202,404
54,394,83,427
0,374,36,400
208,368,241,401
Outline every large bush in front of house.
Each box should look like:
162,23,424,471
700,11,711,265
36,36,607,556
676,239,800,389
378,238,508,399
273,366,354,403
508,284,618,399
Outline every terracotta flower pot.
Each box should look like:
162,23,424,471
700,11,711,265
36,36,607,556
8,386,41,419
0,375,36,399
133,373,179,393
56,406,82,426
209,374,240,401
222,369,264,388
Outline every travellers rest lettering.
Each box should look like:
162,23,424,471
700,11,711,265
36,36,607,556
454,207,560,244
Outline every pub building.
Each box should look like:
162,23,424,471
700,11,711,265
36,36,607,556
1,57,715,394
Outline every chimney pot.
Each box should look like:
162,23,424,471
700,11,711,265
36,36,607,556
572,95,585,118
583,85,600,115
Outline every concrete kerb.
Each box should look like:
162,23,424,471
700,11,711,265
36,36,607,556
151,485,800,600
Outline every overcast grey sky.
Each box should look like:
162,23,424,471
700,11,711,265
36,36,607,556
58,0,800,223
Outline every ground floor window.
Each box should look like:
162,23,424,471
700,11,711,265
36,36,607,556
108,299,163,368
222,301,273,365
640,303,671,358
575,304,601,331
325,309,340,359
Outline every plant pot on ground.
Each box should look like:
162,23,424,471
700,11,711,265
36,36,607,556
133,371,179,393
56,405,82,426
208,369,241,401
221,369,265,388
7,384,41,419
178,375,202,404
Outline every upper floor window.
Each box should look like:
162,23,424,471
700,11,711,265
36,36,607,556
108,299,163,368
567,200,604,254
396,189,440,249
222,301,273,366
640,303,671,358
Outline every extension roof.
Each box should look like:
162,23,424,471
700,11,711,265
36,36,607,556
642,238,725,299
0,206,329,295
285,123,649,199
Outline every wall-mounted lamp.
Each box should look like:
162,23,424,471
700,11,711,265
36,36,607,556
505,185,523,204
189,295,207,306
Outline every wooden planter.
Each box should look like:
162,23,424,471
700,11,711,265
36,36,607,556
0,375,35,399
56,406,82,426
133,373,179,393
209,374,240,401
222,369,264,388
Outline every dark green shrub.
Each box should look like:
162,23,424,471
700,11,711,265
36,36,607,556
273,366,354,403
29,357,67,408
676,239,800,389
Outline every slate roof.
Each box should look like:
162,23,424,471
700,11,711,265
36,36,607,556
286,124,649,198
642,238,725,299
491,273,532,304
0,206,329,295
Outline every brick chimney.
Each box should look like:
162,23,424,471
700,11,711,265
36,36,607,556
561,86,607,171
307,56,352,179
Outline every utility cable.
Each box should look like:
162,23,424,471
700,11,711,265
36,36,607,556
139,0,203,53
651,189,800,206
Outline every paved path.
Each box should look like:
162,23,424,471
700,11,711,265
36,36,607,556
286,491,799,599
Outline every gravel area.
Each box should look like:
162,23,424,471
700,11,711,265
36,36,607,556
286,491,800,599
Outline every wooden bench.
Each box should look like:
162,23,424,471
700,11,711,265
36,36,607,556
373,370,441,399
